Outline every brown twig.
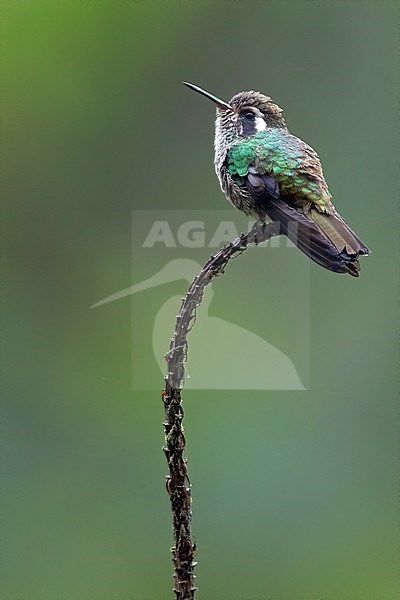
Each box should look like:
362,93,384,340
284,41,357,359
161,220,280,599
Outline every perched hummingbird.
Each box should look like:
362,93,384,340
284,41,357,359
183,82,370,276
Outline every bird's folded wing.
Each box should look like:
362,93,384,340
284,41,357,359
245,172,363,276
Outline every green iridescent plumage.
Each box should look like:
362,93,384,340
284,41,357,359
226,130,332,212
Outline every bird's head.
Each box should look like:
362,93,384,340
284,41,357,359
183,82,286,143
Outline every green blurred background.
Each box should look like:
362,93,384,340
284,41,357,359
2,1,398,598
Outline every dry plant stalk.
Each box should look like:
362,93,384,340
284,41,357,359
162,220,279,599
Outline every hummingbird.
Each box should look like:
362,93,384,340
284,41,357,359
183,82,370,276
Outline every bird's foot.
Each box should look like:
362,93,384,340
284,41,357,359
251,220,266,245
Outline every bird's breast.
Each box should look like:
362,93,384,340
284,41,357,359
216,163,265,220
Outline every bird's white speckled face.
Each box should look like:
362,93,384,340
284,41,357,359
215,105,267,146
236,106,267,137
223,106,269,140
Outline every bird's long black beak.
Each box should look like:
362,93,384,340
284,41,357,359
182,82,233,111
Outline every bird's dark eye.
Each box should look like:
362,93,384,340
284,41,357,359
244,111,255,120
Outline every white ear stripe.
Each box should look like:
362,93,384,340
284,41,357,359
255,116,267,132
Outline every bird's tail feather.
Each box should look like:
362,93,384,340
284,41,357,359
266,197,369,277
310,209,370,256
